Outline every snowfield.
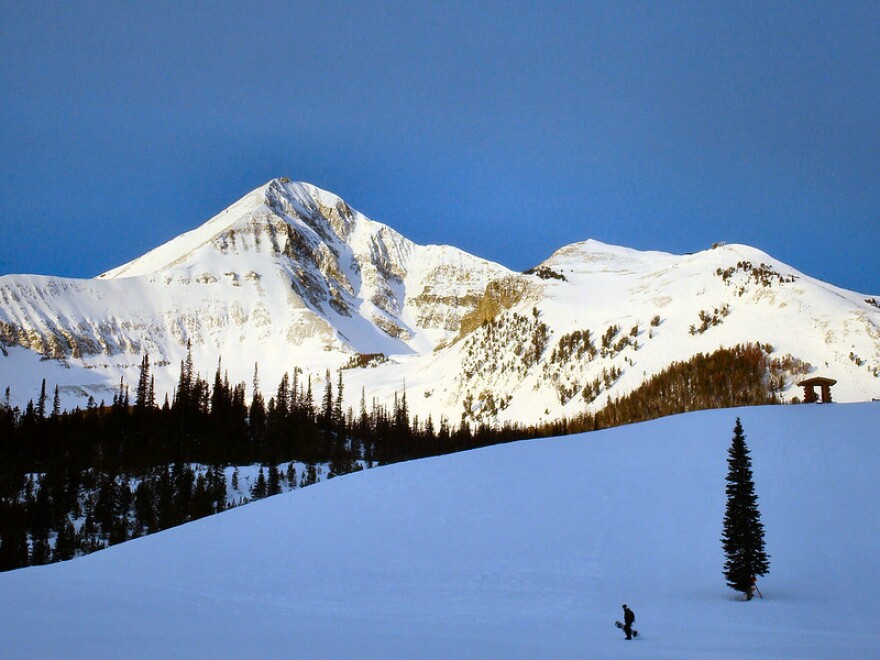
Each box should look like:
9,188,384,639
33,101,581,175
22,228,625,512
1,402,878,658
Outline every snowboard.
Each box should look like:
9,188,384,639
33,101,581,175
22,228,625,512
615,621,638,638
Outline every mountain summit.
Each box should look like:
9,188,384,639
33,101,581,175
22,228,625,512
95,178,510,354
0,179,509,367
1,179,878,423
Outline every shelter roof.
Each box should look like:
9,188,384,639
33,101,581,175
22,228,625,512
797,376,838,386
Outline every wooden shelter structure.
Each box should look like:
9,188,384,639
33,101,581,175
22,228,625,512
798,376,837,404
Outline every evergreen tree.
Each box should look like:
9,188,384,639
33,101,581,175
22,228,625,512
249,364,267,459
136,354,152,409
30,532,50,566
267,464,281,496
175,342,195,412
209,466,227,512
190,472,212,520
333,370,344,430
78,507,103,554
321,370,333,429
304,375,314,422
36,379,47,419
300,463,318,487
52,385,61,418
251,468,267,500
722,418,770,598
133,479,157,534
53,519,78,561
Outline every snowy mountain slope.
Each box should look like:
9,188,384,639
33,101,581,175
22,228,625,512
1,179,879,422
342,239,880,426
0,179,510,407
1,403,878,658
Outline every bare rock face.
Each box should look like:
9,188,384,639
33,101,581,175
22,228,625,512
454,275,534,342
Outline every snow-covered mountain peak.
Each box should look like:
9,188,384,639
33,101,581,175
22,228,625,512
536,239,680,277
0,180,515,403
93,178,479,293
97,179,349,280
538,239,812,286
570,238,665,259
2,180,878,422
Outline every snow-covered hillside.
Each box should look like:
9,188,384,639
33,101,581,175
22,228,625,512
1,403,877,658
1,178,879,423
379,239,880,426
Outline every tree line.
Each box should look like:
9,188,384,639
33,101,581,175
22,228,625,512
567,343,779,434
0,348,535,571
0,342,786,571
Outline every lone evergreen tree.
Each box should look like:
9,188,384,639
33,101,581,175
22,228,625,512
722,418,770,598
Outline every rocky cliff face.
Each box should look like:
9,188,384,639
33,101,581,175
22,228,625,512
1,180,879,425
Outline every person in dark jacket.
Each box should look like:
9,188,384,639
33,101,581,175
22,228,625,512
622,604,636,639
748,576,763,600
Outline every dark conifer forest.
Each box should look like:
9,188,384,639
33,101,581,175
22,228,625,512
0,343,786,571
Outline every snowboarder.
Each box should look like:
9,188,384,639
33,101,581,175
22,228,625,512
747,576,763,600
621,604,635,639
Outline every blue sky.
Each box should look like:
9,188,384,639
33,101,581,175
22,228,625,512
2,1,878,293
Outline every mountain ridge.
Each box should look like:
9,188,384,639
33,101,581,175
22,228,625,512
1,178,878,423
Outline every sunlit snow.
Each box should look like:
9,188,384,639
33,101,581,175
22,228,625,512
1,403,877,658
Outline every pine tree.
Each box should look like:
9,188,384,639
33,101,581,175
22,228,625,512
275,372,290,419
304,375,314,422
30,532,50,566
36,379,47,419
209,466,227,512
722,418,770,598
52,385,61,418
321,370,333,430
175,342,194,412
249,364,266,460
333,370,344,430
251,468,267,500
136,354,151,409
267,464,281,496
53,519,78,561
